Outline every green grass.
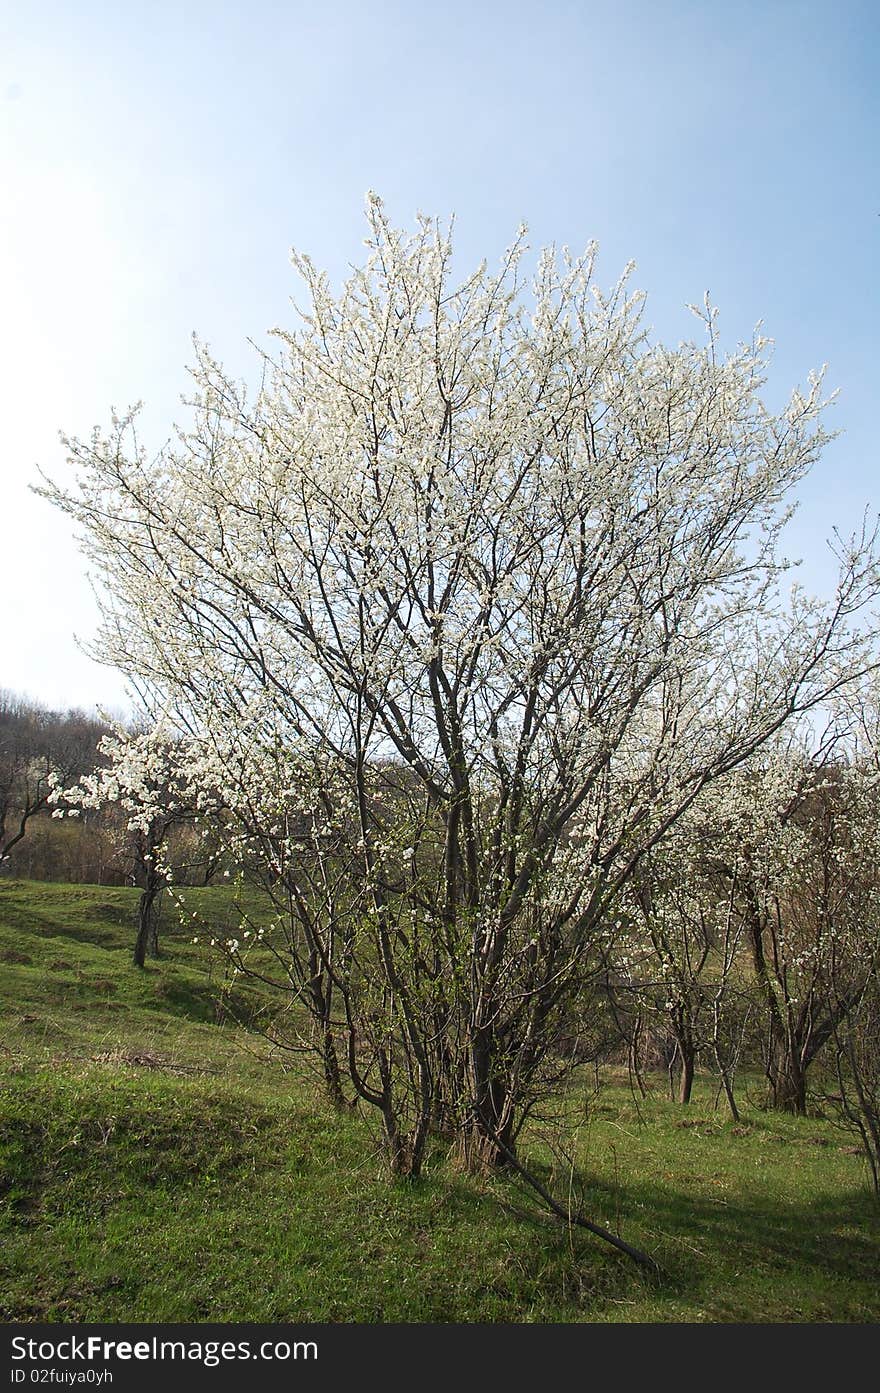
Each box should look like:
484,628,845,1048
1,878,878,1322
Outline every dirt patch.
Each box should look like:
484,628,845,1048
89,1047,206,1076
88,978,118,995
91,1047,168,1069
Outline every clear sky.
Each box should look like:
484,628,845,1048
2,0,877,716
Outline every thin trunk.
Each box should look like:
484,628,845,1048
133,877,161,968
712,1000,740,1123
628,1015,648,1100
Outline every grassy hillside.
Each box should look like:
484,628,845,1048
1,878,878,1322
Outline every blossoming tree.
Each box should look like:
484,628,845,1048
619,730,880,1116
40,198,880,1215
52,727,222,966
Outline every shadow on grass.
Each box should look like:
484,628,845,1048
594,1173,879,1294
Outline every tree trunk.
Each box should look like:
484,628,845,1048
768,1048,807,1114
469,1027,516,1168
747,899,808,1115
305,959,350,1110
133,877,161,968
321,1026,350,1111
711,995,740,1123
677,1045,695,1105
628,1016,648,1099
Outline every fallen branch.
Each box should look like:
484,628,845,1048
475,1112,660,1274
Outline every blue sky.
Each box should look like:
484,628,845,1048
2,0,877,713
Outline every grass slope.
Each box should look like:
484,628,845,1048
1,879,878,1322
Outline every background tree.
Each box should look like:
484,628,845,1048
39,198,880,1217
618,798,750,1109
53,727,224,966
827,961,880,1197
818,681,880,1188
716,744,880,1114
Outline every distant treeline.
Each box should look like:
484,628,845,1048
0,690,214,886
